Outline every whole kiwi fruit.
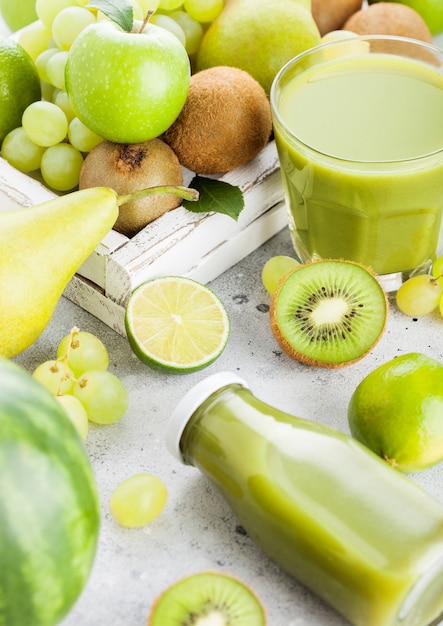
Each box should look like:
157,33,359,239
163,65,272,175
343,2,433,42
270,259,388,368
311,0,363,36
79,139,183,237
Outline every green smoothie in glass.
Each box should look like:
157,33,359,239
270,36,443,288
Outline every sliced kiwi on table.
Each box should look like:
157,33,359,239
147,571,266,625
270,259,388,368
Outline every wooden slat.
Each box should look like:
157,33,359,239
0,140,286,331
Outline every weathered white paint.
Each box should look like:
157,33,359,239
0,142,286,334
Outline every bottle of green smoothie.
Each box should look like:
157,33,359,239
167,372,443,626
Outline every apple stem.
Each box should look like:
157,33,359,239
138,9,155,33
117,185,199,206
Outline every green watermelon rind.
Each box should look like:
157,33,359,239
0,357,100,626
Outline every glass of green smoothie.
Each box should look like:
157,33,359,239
270,35,443,292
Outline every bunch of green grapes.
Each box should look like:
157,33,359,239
152,0,224,53
2,0,101,191
32,327,128,439
395,255,443,318
0,0,225,191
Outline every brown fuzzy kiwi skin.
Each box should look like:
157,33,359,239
311,0,363,36
163,66,272,175
79,138,183,238
269,259,389,369
343,2,433,42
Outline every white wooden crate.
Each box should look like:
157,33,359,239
0,142,286,335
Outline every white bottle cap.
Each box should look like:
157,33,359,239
166,371,248,464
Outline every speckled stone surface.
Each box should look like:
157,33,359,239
12,227,443,626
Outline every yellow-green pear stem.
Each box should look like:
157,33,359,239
117,185,199,206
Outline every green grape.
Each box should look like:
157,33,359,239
261,255,299,296
52,6,96,50
22,101,68,147
127,0,145,20
56,394,89,441
169,10,203,55
1,127,46,173
110,473,167,528
53,89,76,122
183,0,223,23
138,0,160,12
46,49,70,90
73,370,128,425
57,330,109,377
432,255,443,287
150,14,186,46
68,117,103,153
440,295,443,319
36,0,81,28
40,143,84,191
32,359,75,395
40,81,56,102
396,274,443,317
35,47,60,83
158,0,184,10
16,19,52,61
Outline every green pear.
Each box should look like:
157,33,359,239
196,0,321,95
0,188,119,358
0,184,198,358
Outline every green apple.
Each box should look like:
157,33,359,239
0,0,37,32
368,0,443,35
65,19,191,143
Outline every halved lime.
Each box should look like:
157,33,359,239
125,276,230,373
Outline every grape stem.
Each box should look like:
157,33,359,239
117,185,199,206
56,326,80,396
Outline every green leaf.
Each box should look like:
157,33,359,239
183,176,245,221
87,0,134,32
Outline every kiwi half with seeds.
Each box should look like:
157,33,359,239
270,259,388,368
147,571,266,626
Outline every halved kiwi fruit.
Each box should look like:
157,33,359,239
147,571,266,625
270,259,388,368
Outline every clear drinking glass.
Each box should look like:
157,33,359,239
270,35,443,292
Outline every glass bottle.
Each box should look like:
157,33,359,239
167,372,443,626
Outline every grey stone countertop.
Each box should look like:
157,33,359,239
13,226,443,626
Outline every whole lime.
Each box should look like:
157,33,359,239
0,0,37,32
0,38,41,143
348,352,443,473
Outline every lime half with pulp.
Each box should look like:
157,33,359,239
125,276,230,373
